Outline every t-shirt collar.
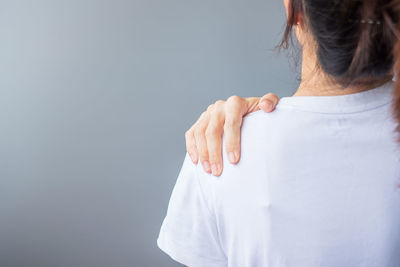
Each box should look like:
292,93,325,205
278,81,395,114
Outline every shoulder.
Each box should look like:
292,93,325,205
235,108,293,145
196,109,290,185
241,107,293,128
195,107,300,192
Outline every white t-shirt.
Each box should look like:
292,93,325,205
158,82,400,267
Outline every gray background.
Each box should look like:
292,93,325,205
0,0,297,266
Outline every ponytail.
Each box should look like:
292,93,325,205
280,0,400,141
394,36,400,142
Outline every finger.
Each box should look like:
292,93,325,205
194,111,212,173
224,95,248,164
205,100,225,176
259,93,279,112
244,97,262,114
185,128,199,164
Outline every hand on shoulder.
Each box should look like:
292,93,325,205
185,93,279,176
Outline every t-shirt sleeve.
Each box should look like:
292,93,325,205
157,153,227,267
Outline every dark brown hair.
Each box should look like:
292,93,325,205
394,37,400,141
281,0,400,140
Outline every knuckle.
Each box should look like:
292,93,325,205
186,145,193,153
185,129,192,139
205,127,219,138
227,95,242,103
198,149,209,160
209,155,219,164
224,119,240,129
206,104,215,112
207,144,219,159
195,139,208,158
194,128,204,140
224,139,238,151
214,100,225,107
264,93,274,98
199,111,208,120
211,145,222,157
204,131,213,139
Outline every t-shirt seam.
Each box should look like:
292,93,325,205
276,101,391,115
194,164,229,261
244,101,391,118
194,164,216,220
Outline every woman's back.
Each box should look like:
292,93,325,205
158,82,400,267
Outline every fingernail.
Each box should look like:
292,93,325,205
228,152,236,163
211,164,219,176
202,161,211,173
191,153,198,164
261,100,273,111
189,153,195,163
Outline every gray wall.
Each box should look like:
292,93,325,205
0,0,297,266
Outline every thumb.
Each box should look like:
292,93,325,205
258,93,279,112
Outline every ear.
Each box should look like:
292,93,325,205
296,3,304,26
284,0,303,25
297,9,304,26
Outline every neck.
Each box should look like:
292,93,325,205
293,47,391,97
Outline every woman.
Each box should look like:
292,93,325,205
158,0,400,266
186,10,400,178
